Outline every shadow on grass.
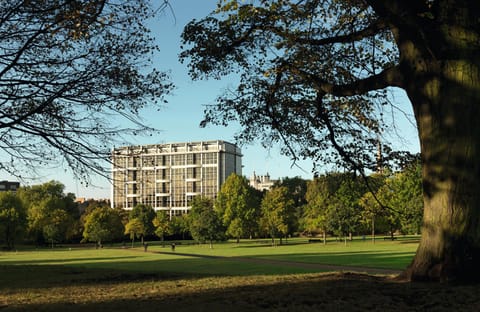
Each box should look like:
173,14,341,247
0,264,187,291
253,250,415,269
0,248,412,294
0,246,416,286
0,256,139,265
2,271,479,312
0,255,323,292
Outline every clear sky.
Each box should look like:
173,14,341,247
7,1,420,199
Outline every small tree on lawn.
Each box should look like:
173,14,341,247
153,210,172,245
124,218,144,248
43,209,70,248
82,206,124,247
188,197,224,248
129,204,156,245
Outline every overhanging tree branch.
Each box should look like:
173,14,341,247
294,65,404,96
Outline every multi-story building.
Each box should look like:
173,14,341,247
0,181,20,192
111,140,242,215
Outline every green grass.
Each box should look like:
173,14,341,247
1,236,419,275
149,236,419,270
0,237,424,311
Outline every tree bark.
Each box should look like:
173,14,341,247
390,0,480,282
402,50,480,283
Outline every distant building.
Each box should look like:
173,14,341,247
0,181,20,192
249,172,276,191
111,140,242,215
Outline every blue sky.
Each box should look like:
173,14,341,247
10,1,420,199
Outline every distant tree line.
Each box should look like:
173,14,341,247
0,161,422,249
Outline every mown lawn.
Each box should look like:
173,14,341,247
1,237,478,311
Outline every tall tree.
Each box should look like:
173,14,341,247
260,186,295,245
0,0,172,181
82,206,124,247
303,173,344,243
188,197,225,248
124,218,144,248
327,176,366,243
181,0,480,282
128,204,156,244
43,209,71,248
391,161,424,235
153,210,172,244
359,189,391,242
170,214,191,240
274,176,308,234
215,173,261,241
0,191,26,249
17,181,78,244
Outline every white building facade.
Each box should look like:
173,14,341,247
111,140,242,215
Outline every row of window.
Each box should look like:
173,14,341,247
112,193,213,209
113,153,218,168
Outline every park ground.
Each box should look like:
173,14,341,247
0,237,479,311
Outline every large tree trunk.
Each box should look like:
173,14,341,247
394,0,480,282
401,45,480,283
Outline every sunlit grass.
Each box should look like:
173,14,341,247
0,236,419,275
1,236,452,312
149,236,419,270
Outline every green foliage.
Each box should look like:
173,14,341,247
188,197,225,247
153,210,172,241
17,181,78,244
0,191,26,249
394,163,423,234
215,173,261,240
302,173,342,236
379,162,423,235
304,169,422,240
125,218,145,247
260,186,295,244
274,177,307,234
129,204,156,242
169,214,191,239
83,206,124,246
43,209,71,248
328,176,366,238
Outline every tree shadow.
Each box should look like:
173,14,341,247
3,272,479,311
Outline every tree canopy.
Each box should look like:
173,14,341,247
17,180,78,244
0,0,172,181
188,196,225,248
82,206,124,246
129,204,156,243
0,191,26,249
181,0,480,282
260,186,295,245
215,173,261,241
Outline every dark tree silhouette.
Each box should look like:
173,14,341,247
0,0,172,181
180,0,480,282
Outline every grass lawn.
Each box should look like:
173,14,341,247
149,236,420,270
1,237,479,311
